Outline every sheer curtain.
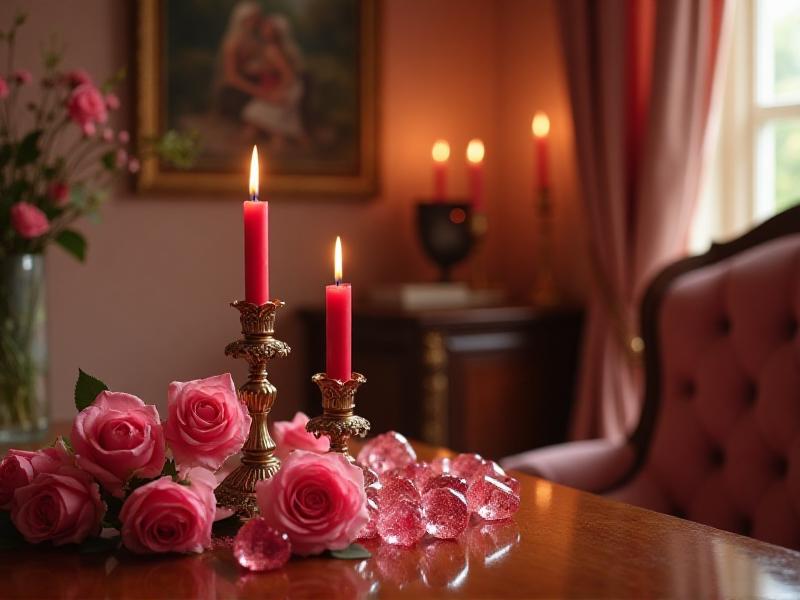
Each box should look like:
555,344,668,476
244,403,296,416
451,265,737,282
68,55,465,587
559,0,733,440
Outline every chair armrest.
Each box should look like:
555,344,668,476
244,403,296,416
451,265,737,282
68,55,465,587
500,438,636,494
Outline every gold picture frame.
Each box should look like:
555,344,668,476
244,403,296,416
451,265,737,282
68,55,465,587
136,0,378,196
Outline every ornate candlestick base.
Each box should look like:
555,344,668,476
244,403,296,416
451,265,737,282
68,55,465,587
306,373,370,462
215,300,290,517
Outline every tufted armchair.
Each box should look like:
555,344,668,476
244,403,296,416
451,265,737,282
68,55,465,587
502,206,800,549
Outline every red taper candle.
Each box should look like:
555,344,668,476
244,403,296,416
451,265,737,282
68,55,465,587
326,236,352,381
431,139,450,202
531,112,550,192
244,146,269,304
466,138,485,211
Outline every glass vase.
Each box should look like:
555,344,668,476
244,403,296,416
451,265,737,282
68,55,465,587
0,254,48,442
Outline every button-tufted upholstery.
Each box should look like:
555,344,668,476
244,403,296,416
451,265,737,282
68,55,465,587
613,235,800,548
502,211,800,550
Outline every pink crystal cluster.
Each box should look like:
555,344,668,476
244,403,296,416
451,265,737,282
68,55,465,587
355,432,520,546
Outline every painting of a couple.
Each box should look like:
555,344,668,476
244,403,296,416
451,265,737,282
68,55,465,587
137,0,377,196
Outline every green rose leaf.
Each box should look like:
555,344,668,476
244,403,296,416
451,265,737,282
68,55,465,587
15,129,42,166
74,368,109,412
55,229,87,262
329,543,372,560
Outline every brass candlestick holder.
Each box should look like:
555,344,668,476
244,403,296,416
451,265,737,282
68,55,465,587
215,300,290,517
306,373,370,462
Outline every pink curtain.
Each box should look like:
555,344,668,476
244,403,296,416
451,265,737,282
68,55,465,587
559,0,731,440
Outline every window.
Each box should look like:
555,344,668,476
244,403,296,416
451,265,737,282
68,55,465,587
692,0,800,250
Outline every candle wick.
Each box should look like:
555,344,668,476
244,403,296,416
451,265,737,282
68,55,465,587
250,193,259,202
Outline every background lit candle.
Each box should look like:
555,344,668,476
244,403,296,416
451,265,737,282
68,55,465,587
244,146,269,304
466,138,485,211
531,112,550,193
326,236,352,381
431,139,450,201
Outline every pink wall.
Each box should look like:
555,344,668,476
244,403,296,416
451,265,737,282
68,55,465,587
1,0,586,422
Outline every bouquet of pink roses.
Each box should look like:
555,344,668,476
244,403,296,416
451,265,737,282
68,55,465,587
0,370,250,553
0,11,197,261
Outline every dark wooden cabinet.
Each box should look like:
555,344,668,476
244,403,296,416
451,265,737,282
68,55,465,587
299,305,583,460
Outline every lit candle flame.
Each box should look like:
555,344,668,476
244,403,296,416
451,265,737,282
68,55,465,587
249,146,259,200
466,138,485,164
334,236,343,284
531,112,550,138
431,139,450,163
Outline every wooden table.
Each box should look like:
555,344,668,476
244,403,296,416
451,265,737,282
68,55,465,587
2,437,800,598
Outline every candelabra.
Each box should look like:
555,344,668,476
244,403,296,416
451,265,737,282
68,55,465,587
306,373,370,462
215,300,290,517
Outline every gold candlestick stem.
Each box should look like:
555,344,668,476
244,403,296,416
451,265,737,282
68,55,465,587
306,373,370,462
215,300,290,517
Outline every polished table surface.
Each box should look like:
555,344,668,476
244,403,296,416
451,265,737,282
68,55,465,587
3,432,800,599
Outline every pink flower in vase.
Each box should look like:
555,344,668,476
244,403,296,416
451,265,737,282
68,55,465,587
12,70,32,85
47,181,70,206
0,77,9,99
101,127,114,142
67,83,107,129
272,411,329,461
128,158,140,174
256,450,368,556
11,465,105,546
64,69,92,88
118,130,130,144
105,93,120,110
71,391,166,497
164,373,251,471
119,469,216,554
81,122,96,137
10,202,49,239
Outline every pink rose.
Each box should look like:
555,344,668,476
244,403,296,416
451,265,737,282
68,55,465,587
105,93,120,110
81,122,96,137
64,69,92,88
10,202,49,239
72,391,166,497
0,77,8,99
118,130,130,144
67,83,107,128
11,466,104,546
0,441,73,509
164,373,251,471
0,454,33,509
13,70,32,85
273,412,329,460
128,158,140,174
101,127,114,142
47,181,69,206
119,471,215,554
256,450,368,556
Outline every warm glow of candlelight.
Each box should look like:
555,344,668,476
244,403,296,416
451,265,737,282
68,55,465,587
431,139,450,163
249,146,259,199
466,139,485,164
334,236,343,283
531,112,550,138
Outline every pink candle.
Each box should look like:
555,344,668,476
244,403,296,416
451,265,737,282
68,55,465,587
531,112,550,192
431,139,450,201
244,146,269,304
326,236,352,381
466,138,485,211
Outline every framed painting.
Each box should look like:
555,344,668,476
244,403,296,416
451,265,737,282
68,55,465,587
137,0,378,196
